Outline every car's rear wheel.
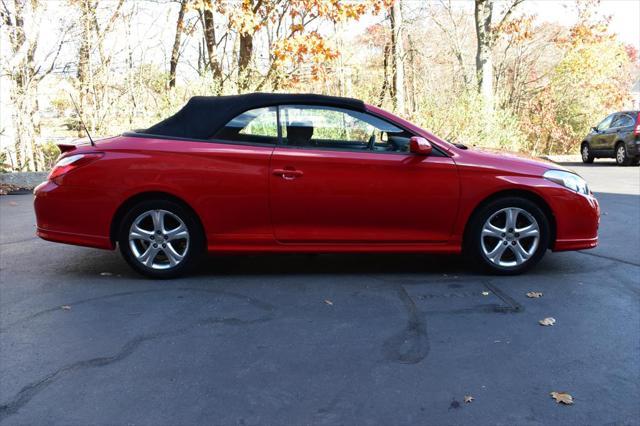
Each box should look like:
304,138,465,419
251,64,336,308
581,143,594,163
465,197,550,275
118,199,203,278
615,143,632,166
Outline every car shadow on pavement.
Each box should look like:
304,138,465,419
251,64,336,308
559,161,620,167
193,253,471,277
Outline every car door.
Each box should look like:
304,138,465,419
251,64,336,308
592,113,616,151
269,105,460,243
195,106,278,243
603,114,625,150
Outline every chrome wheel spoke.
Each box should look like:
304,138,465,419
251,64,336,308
516,224,539,239
505,208,518,230
486,242,508,264
482,223,504,238
139,245,160,267
151,210,166,233
166,224,188,242
512,242,530,264
163,243,184,266
130,224,154,242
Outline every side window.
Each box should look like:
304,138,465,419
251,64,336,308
615,114,634,128
597,114,615,131
212,107,278,144
278,105,411,152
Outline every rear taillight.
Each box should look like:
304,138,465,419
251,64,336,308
49,153,103,180
634,115,640,137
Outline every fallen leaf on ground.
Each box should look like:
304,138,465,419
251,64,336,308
539,317,556,326
481,291,490,296
464,395,474,403
324,299,333,305
550,392,573,404
527,291,543,298
61,305,71,311
100,272,113,276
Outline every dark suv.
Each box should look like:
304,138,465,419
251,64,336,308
581,111,640,166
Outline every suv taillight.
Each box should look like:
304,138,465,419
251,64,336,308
49,153,103,181
635,115,640,137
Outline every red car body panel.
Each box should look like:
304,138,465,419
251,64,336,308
34,103,600,256
270,148,459,243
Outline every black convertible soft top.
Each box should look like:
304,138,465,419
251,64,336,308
140,93,366,140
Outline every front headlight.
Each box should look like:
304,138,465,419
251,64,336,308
543,170,590,195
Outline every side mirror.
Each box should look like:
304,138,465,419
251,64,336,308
409,137,432,156
592,126,599,133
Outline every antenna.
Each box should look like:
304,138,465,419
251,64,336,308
68,93,95,147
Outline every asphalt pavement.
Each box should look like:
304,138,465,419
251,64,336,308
0,161,638,425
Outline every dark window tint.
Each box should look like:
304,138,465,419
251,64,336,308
614,114,635,128
212,107,278,144
596,114,615,131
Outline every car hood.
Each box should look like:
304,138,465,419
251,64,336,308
457,147,573,175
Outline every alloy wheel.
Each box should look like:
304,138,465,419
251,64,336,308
582,145,590,161
128,209,190,270
616,146,626,164
480,207,540,268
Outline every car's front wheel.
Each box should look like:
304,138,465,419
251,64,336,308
118,199,203,278
466,197,550,275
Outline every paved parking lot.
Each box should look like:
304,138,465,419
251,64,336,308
0,161,638,425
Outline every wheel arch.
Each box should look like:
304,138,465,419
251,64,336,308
462,189,557,249
110,191,206,246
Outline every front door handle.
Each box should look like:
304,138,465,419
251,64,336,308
272,168,304,180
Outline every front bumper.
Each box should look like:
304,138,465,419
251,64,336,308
550,191,600,251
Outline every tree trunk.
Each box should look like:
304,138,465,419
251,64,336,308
169,0,187,88
390,0,405,115
407,34,416,114
475,0,494,111
197,41,204,76
378,41,391,106
238,32,253,92
202,0,223,90
77,0,92,137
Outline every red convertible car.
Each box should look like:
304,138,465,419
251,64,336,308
34,93,599,278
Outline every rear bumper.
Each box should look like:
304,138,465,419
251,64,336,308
626,140,640,157
36,227,113,249
34,180,115,250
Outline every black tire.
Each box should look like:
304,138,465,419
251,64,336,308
464,197,550,275
581,142,594,163
117,199,204,278
615,143,632,166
